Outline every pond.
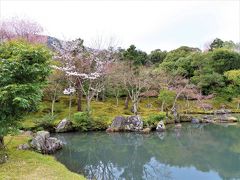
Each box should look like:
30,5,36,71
54,124,240,180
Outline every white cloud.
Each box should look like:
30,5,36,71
0,0,239,52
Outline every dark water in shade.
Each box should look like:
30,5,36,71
54,124,240,180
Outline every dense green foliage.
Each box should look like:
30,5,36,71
158,40,240,95
148,49,167,64
222,70,240,101
146,112,166,127
0,40,51,138
73,112,92,131
159,46,200,78
209,38,224,51
158,89,176,111
123,45,148,66
34,114,56,130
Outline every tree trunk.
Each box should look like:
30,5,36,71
186,95,189,115
68,94,72,120
133,102,138,115
124,96,129,109
76,79,82,112
101,89,105,102
77,89,82,112
115,96,119,107
86,97,91,112
51,99,55,117
115,90,119,107
51,88,57,116
0,136,4,149
96,92,99,101
161,101,165,112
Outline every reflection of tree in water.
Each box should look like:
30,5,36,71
84,162,124,180
55,132,126,179
143,157,172,180
54,132,173,180
54,125,240,180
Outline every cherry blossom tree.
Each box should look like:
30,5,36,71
52,38,116,113
0,17,45,43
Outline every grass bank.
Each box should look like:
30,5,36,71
0,135,85,180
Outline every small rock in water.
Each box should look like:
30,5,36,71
156,121,166,132
191,118,200,124
141,127,151,134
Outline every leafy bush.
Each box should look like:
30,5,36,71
158,89,176,111
0,40,51,140
35,114,56,129
92,115,110,130
73,112,91,131
146,112,166,127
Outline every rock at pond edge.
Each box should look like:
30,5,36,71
55,119,73,133
106,115,143,132
156,121,166,132
30,130,63,154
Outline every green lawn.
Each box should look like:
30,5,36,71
0,135,85,180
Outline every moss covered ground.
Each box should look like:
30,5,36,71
0,135,85,180
21,96,240,130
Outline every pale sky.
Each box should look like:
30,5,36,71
0,0,239,52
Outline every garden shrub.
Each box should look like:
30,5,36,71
92,115,110,130
146,112,166,127
73,112,91,131
35,114,56,130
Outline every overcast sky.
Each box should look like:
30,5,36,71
0,0,239,52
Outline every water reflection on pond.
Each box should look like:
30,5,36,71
54,124,240,180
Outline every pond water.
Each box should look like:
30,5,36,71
54,124,240,180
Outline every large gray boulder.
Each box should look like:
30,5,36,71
214,115,238,123
30,131,63,154
106,115,143,132
55,119,73,133
214,109,231,115
202,115,216,123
